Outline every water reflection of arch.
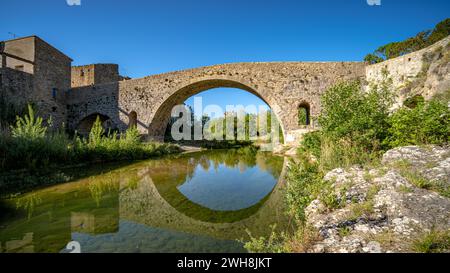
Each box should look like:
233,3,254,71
119,151,289,241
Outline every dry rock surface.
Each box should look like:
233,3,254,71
305,145,450,253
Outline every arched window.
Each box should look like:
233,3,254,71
298,102,311,126
128,111,137,128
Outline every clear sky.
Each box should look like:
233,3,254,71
1,0,449,112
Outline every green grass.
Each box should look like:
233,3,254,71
0,109,181,172
347,201,375,221
252,77,450,253
338,226,352,237
412,230,450,253
389,160,448,195
346,185,379,221
0,108,181,195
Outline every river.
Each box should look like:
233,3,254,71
0,147,290,253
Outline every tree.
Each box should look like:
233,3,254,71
364,18,450,63
364,53,384,65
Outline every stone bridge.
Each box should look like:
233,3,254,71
66,62,366,143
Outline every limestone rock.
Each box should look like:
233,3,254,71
306,145,450,253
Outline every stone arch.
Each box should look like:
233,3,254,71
147,78,286,141
128,111,138,128
298,101,311,126
75,113,115,136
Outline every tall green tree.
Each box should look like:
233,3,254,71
364,18,450,64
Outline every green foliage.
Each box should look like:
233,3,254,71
364,53,384,65
0,110,181,172
298,131,322,158
285,156,325,222
413,230,450,253
309,80,393,170
364,18,450,63
243,225,286,253
390,159,449,196
244,224,320,253
427,18,450,45
88,116,104,147
298,107,309,126
338,226,351,237
11,105,47,140
347,200,375,221
166,109,284,144
403,95,425,109
385,99,450,148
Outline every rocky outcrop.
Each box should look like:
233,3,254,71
305,145,450,253
365,36,450,106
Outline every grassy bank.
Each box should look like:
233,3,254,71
0,106,181,196
245,79,450,253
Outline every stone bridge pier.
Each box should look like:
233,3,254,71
66,62,366,143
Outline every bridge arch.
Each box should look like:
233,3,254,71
147,77,286,141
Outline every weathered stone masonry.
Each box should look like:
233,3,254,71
66,62,366,142
0,36,71,128
1,35,449,143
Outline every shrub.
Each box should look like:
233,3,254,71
243,225,286,253
413,230,450,253
0,108,181,172
298,131,322,158
11,105,47,140
385,99,450,147
319,80,393,152
318,136,378,171
285,156,324,222
403,95,425,109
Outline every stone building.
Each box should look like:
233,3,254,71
71,64,119,88
0,36,72,128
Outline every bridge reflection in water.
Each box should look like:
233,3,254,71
0,148,289,253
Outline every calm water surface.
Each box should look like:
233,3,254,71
0,148,288,253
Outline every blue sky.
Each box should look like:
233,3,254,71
1,0,449,112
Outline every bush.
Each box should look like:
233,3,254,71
285,156,324,222
11,105,47,140
319,80,392,151
0,106,181,172
413,230,450,253
385,99,450,147
299,80,393,170
298,131,322,159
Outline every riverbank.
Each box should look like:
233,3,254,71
303,145,450,253
0,107,259,197
0,107,182,197
244,77,449,253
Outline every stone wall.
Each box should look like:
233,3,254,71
4,34,448,144
32,37,72,128
66,82,123,133
0,36,72,128
71,64,119,88
66,62,366,143
366,36,450,106
0,67,35,119
1,36,35,74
